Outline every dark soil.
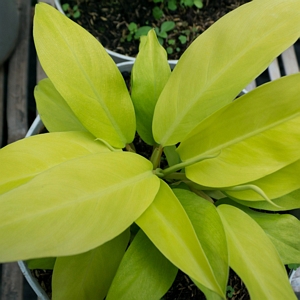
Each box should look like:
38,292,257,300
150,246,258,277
60,0,251,60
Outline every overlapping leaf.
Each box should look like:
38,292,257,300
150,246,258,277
35,78,87,132
0,152,159,261
233,189,300,211
136,180,224,298
178,74,300,187
52,230,130,300
242,209,300,265
174,189,228,296
217,205,297,299
224,159,300,201
153,0,300,146
34,3,135,148
106,229,177,300
131,29,171,145
0,131,109,195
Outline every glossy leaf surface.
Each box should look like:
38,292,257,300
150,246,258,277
136,180,224,297
35,78,87,132
52,230,129,300
233,189,300,211
217,205,297,300
225,158,300,201
178,74,300,187
153,0,300,146
106,229,177,300
34,3,135,148
0,152,159,261
174,189,228,295
0,131,109,195
243,209,300,265
131,30,170,145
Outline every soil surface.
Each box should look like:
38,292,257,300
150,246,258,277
60,0,251,60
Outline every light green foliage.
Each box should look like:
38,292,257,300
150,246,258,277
0,1,300,298
34,4,135,148
106,229,177,299
153,0,300,146
131,29,171,145
217,205,297,299
34,78,87,132
52,230,130,300
136,180,225,297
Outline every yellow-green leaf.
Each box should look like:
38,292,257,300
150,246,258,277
131,29,171,145
153,0,300,146
136,180,224,298
26,257,56,270
178,74,300,187
233,189,300,211
106,229,177,300
52,229,130,300
0,131,109,195
242,209,300,265
35,78,87,133
34,3,135,148
225,159,300,201
217,205,297,300
0,152,159,261
174,189,228,295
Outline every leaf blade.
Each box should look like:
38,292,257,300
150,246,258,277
153,0,300,146
34,3,135,148
0,152,159,261
217,205,297,300
136,180,224,297
178,74,300,187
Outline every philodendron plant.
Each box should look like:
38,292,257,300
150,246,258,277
1,1,300,299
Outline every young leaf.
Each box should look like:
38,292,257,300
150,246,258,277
34,3,135,148
35,78,87,133
177,73,300,188
0,131,110,195
106,229,177,300
153,0,300,146
174,189,229,295
136,180,225,298
131,29,171,145
217,205,297,300
0,152,160,261
52,230,130,300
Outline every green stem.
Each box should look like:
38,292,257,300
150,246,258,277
158,151,221,177
150,144,163,170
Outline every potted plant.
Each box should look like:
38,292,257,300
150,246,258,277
53,0,251,61
1,0,300,299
